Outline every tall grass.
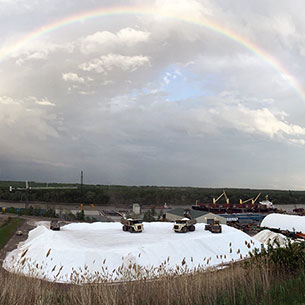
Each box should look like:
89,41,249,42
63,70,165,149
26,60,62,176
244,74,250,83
0,241,304,305
0,217,23,249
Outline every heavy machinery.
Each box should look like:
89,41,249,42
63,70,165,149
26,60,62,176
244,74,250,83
50,220,60,231
239,192,261,205
204,219,222,233
173,218,197,233
193,191,276,214
121,218,144,233
212,190,229,205
293,208,305,216
223,191,230,204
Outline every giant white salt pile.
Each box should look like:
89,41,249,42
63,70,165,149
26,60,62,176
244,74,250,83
253,229,287,246
261,214,305,233
3,222,261,283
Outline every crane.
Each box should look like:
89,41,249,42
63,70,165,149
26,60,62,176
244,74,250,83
212,191,228,204
239,192,261,205
251,192,261,205
239,197,253,205
9,181,78,208
223,191,230,204
213,191,227,204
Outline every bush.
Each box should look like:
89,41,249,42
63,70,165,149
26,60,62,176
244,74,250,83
248,239,305,273
42,208,57,218
142,208,158,222
76,210,85,221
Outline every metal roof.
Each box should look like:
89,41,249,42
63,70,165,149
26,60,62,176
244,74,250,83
166,208,209,218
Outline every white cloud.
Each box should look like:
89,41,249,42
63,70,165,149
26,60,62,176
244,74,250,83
79,54,150,74
62,72,85,83
221,105,305,139
154,0,212,20
0,96,18,105
96,89,305,145
25,96,56,106
12,41,74,65
35,98,56,107
163,75,170,84
271,15,296,37
80,27,150,54
184,100,305,144
290,139,305,145
116,27,151,47
0,95,58,139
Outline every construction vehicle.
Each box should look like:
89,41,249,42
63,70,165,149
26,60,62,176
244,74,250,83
16,230,23,236
293,208,305,216
204,219,222,233
173,218,197,233
121,218,144,233
50,220,60,231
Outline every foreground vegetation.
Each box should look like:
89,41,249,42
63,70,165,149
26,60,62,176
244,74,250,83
0,240,304,304
0,180,305,206
0,217,23,249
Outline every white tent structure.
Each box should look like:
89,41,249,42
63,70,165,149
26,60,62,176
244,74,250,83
261,214,305,233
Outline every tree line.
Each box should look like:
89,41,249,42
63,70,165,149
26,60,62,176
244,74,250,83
0,181,304,206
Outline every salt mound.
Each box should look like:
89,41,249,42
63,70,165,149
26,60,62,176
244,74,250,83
3,222,261,283
253,229,287,246
261,214,305,233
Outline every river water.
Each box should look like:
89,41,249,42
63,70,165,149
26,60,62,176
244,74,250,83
274,204,305,212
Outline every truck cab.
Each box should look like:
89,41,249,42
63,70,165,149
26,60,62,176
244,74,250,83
50,220,60,231
121,218,144,233
173,218,196,233
205,219,222,233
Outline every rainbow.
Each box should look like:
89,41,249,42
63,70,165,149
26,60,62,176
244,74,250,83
1,5,304,100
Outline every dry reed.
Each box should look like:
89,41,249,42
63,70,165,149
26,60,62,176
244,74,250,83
0,256,295,305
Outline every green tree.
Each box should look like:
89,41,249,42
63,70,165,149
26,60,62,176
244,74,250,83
76,210,85,221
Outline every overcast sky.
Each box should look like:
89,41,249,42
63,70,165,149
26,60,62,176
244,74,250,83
1,0,305,189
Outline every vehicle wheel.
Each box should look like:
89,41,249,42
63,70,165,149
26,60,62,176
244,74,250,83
182,226,187,233
190,225,195,231
129,227,134,233
123,225,127,231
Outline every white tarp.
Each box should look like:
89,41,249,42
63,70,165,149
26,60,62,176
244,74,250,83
3,222,261,283
253,229,287,246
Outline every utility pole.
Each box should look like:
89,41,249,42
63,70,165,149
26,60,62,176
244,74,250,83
81,171,83,194
80,171,84,210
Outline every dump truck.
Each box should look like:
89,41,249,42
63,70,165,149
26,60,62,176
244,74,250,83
50,220,60,231
121,218,144,233
205,219,222,233
173,218,197,233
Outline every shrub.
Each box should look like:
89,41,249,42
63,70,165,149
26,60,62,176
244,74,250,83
248,239,305,273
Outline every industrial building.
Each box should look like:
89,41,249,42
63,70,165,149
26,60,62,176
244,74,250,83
165,208,227,224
